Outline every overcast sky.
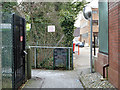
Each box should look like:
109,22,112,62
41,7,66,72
74,0,98,27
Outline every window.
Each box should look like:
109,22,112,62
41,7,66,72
92,20,98,25
82,33,88,38
99,1,108,54
92,10,97,14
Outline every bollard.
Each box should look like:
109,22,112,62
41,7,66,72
73,43,75,52
78,45,79,55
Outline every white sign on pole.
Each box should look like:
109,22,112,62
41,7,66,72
48,25,55,32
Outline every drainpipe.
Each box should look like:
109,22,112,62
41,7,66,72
103,64,109,78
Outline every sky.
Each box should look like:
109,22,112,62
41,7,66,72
74,0,98,27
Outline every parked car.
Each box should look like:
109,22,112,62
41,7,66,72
76,42,84,47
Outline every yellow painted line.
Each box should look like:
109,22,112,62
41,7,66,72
19,80,29,89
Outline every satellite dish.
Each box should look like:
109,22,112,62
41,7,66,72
83,6,92,20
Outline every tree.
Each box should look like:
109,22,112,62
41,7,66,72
1,2,17,13
18,2,65,46
1,1,86,69
59,1,86,47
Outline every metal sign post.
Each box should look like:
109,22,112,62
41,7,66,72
90,15,93,73
83,6,93,73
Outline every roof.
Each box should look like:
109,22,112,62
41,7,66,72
73,27,80,37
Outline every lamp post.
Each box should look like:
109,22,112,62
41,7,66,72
83,6,93,73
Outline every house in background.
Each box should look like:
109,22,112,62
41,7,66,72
95,0,120,89
80,8,99,47
73,27,80,42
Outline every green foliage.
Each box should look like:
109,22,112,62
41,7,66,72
1,1,86,47
19,2,64,46
59,2,86,69
59,1,86,47
18,2,86,47
1,2,17,13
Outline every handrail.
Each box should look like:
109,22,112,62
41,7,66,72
29,46,72,49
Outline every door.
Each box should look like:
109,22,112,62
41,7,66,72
13,14,26,88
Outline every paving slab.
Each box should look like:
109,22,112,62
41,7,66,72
23,47,90,89
24,47,114,89
24,69,83,88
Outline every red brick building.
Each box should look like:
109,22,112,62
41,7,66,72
95,1,120,89
80,8,99,46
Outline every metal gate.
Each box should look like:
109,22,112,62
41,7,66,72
13,14,26,88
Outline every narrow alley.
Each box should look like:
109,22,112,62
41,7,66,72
23,46,114,89
23,47,90,88
1,0,120,89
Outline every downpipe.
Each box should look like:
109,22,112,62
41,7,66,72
103,64,109,78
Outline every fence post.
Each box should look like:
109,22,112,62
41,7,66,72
27,47,31,79
34,48,36,68
68,48,70,70
72,42,73,69
36,41,38,68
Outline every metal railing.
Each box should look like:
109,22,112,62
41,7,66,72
29,46,73,70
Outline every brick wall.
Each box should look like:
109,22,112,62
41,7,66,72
95,1,120,88
118,2,120,88
95,53,108,77
108,1,120,88
92,8,99,20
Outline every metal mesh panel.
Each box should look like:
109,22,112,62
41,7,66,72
1,12,13,88
31,48,54,69
99,1,108,54
30,47,72,70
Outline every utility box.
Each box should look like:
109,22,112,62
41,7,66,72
1,12,26,89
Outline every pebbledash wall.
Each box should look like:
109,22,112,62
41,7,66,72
95,0,120,89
